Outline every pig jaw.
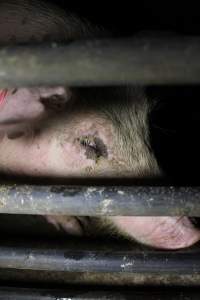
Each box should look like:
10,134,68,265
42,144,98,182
110,216,200,249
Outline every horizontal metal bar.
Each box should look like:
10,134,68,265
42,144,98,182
0,184,200,216
1,37,200,87
1,268,200,287
0,286,199,300
0,240,200,273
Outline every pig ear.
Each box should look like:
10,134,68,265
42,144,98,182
39,86,72,111
39,86,71,101
111,216,200,249
0,86,72,139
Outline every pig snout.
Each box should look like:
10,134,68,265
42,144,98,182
110,216,200,249
43,215,200,249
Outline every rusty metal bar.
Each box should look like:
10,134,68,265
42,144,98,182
1,37,200,87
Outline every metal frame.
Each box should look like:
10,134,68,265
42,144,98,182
1,184,200,216
1,35,200,297
0,286,199,299
0,239,200,274
1,37,200,87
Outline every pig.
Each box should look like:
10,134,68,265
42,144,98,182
0,0,200,249
0,86,70,139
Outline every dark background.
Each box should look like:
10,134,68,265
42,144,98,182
48,1,200,36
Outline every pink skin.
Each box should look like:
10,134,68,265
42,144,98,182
111,216,200,249
1,99,198,250
0,87,70,138
0,111,118,177
1,108,199,249
0,0,200,249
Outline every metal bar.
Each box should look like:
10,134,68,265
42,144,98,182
1,269,200,287
0,240,200,273
1,37,200,87
0,286,199,300
0,184,200,216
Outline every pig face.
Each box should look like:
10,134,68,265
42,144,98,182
0,104,126,178
0,0,200,250
0,1,131,177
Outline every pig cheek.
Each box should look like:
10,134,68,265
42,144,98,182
18,138,50,174
30,143,49,172
110,216,200,249
60,141,95,174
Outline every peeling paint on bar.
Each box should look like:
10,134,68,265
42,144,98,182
0,239,200,273
0,184,200,215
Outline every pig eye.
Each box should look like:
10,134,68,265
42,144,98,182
78,136,108,161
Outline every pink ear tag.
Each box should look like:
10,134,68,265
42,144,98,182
0,89,8,106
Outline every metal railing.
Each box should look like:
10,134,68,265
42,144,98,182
1,37,200,87
0,184,200,216
1,36,200,297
